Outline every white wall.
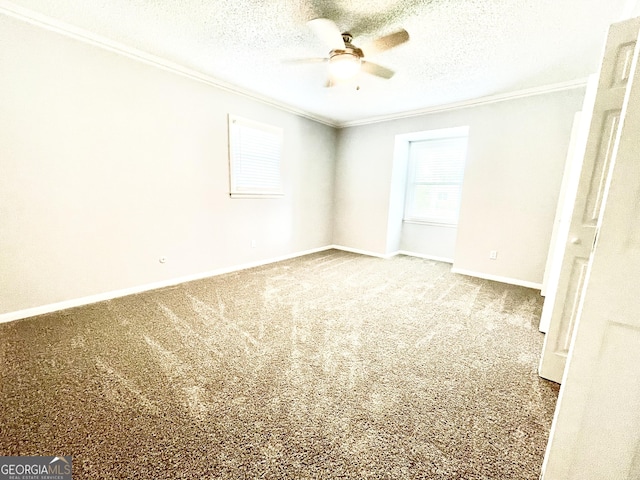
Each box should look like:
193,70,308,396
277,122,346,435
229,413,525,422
332,127,394,254
0,10,590,318
400,223,458,261
0,14,336,316
333,89,585,285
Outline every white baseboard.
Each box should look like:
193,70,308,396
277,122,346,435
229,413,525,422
330,244,397,259
451,267,542,290
1,247,542,323
396,250,454,264
0,245,333,324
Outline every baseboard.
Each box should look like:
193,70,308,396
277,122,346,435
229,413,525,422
328,246,454,264
450,267,542,290
330,245,397,259
2,248,541,323
0,245,333,324
396,250,454,264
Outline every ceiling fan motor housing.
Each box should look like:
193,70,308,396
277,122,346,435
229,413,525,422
330,33,364,60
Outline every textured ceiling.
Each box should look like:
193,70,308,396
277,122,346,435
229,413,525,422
3,0,639,125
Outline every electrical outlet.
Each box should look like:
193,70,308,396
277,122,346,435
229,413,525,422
250,239,257,248
489,250,498,260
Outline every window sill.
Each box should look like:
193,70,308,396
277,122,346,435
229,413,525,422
403,219,458,228
230,193,284,199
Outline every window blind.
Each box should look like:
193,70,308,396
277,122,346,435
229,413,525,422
405,135,468,225
228,115,283,198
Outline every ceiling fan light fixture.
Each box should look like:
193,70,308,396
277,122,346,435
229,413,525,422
328,52,361,80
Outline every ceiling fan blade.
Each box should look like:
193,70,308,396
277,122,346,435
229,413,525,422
308,18,345,51
361,61,395,79
362,29,409,56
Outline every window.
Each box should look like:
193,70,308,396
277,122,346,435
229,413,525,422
228,114,283,198
404,127,469,225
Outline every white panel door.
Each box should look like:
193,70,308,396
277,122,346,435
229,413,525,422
541,22,640,479
538,16,640,383
540,111,583,302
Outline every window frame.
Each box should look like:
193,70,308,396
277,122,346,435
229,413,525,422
403,126,469,227
228,114,284,199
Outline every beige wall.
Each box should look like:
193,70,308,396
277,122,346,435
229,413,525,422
333,89,585,285
0,15,336,315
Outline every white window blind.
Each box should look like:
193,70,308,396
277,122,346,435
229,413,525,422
405,134,468,225
228,115,283,198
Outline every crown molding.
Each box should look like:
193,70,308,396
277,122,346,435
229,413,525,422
337,78,589,128
0,0,591,131
0,1,339,128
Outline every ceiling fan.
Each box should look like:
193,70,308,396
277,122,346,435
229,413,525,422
290,18,410,85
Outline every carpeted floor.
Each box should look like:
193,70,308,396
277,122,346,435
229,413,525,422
0,250,559,479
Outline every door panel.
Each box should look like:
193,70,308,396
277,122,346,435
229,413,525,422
538,17,640,383
541,19,640,477
569,324,640,478
582,110,619,224
540,112,583,301
556,259,588,354
611,41,636,86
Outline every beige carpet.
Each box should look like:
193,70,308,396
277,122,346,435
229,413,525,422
0,250,558,479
